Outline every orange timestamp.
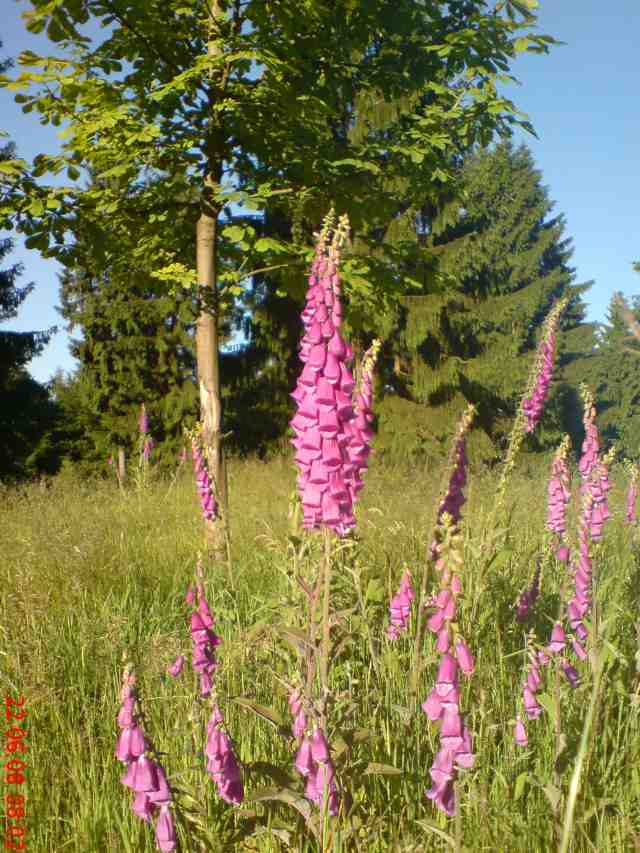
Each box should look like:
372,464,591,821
3,696,28,851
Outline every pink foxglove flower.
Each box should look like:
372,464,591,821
521,300,566,433
189,584,221,698
547,623,566,655
560,659,579,688
191,437,218,522
155,804,177,852
515,561,541,623
422,410,476,818
205,705,244,805
514,715,528,747
346,339,381,489
167,656,185,678
522,650,543,721
295,726,339,815
116,666,175,847
455,640,475,675
386,570,415,639
522,334,556,432
291,212,373,536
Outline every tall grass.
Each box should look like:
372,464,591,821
2,455,640,851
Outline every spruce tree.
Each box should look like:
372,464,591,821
389,141,590,453
582,293,640,459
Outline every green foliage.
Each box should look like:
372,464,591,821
0,368,60,480
0,106,57,480
54,188,199,469
387,142,590,454
1,0,556,320
577,295,640,460
0,3,561,465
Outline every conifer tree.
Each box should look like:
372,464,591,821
583,293,640,458
389,141,590,450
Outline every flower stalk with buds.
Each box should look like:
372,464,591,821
116,665,177,851
495,297,568,516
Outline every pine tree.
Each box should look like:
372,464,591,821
388,141,590,453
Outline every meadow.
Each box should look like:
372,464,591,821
2,448,640,853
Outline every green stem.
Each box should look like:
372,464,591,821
319,529,332,727
410,555,431,702
558,650,604,853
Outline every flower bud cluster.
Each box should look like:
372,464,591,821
116,667,176,852
436,407,474,529
522,299,565,433
546,436,572,556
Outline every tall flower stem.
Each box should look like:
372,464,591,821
410,558,431,701
494,297,568,524
558,648,604,853
552,653,563,840
410,405,474,701
352,561,381,679
319,528,332,728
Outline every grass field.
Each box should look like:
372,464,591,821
2,454,640,852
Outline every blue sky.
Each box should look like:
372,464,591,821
1,0,639,383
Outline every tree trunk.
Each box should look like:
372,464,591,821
196,210,227,558
195,0,229,560
117,446,126,486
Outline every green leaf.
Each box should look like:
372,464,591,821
27,198,44,216
331,158,381,175
254,237,287,254
514,771,529,801
536,692,556,723
365,578,385,603
244,786,315,829
541,783,562,812
363,762,402,776
414,819,455,847
222,225,247,242
233,698,285,730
